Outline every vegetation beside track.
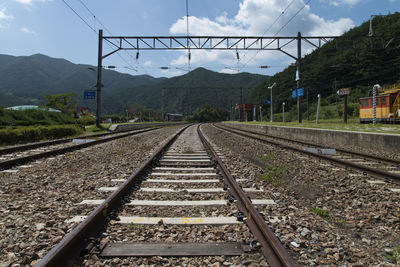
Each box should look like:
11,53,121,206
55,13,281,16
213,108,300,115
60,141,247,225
0,109,89,145
0,108,77,126
0,125,83,145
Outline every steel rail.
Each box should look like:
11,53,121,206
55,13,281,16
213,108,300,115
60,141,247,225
0,122,186,156
197,125,297,267
0,131,115,156
36,125,189,266
0,127,161,171
219,123,400,165
214,124,400,182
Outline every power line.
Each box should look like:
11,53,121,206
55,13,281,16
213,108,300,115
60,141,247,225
61,0,97,34
234,0,296,71
73,0,139,73
273,0,312,37
239,0,312,71
262,0,297,37
78,0,113,35
236,0,296,70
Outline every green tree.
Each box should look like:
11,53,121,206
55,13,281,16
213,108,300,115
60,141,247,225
44,93,77,117
192,105,229,122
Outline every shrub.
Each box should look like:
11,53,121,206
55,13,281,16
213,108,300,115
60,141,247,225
192,105,229,122
76,116,96,126
0,125,83,145
0,109,76,126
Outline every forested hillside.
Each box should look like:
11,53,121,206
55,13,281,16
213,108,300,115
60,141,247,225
106,68,268,115
0,54,268,115
0,54,164,112
251,12,400,121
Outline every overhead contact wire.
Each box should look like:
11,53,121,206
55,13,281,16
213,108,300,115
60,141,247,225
239,0,312,71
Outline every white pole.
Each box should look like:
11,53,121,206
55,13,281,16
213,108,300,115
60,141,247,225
282,102,285,123
268,82,276,122
270,87,273,122
316,94,321,124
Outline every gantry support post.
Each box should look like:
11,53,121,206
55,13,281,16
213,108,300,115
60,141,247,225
297,32,302,123
96,29,103,128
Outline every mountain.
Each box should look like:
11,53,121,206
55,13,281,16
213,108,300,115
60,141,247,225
251,12,400,120
0,54,164,112
106,68,268,115
0,54,268,114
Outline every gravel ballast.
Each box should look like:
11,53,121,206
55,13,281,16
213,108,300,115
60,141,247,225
0,126,182,266
202,124,400,266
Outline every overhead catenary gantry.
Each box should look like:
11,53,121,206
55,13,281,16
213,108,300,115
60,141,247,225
94,29,400,126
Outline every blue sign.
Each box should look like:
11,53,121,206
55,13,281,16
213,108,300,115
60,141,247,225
292,88,304,98
84,91,96,99
264,100,271,105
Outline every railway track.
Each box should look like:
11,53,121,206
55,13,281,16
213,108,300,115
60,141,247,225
37,124,296,266
0,127,162,171
214,123,400,184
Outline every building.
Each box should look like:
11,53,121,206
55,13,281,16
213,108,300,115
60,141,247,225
164,113,184,121
234,104,259,121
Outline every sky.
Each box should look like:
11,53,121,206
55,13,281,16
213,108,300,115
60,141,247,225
0,0,399,78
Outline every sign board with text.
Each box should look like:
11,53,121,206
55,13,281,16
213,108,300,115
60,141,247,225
84,91,96,99
292,88,303,98
337,88,351,96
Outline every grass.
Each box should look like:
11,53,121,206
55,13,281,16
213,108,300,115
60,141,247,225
257,152,288,187
226,119,400,134
84,124,111,134
336,218,347,227
383,247,400,262
311,207,330,219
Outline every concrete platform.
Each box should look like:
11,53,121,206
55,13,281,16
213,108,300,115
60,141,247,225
223,122,400,154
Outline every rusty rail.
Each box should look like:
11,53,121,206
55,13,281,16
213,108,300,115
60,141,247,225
0,123,177,156
219,123,400,165
36,125,189,266
0,127,164,171
198,125,297,267
214,124,400,182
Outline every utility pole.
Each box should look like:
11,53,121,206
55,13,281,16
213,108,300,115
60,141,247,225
297,32,302,123
240,87,243,121
96,29,103,128
306,88,309,121
161,88,165,121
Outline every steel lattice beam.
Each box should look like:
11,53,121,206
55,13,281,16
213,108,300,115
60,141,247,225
102,35,400,60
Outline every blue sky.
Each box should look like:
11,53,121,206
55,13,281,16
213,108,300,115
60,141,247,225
0,0,399,77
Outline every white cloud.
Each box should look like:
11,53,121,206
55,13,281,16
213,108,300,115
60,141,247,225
14,0,52,5
327,0,361,6
0,7,13,28
144,60,152,67
168,0,355,68
15,0,33,4
20,26,36,34
220,68,239,74
160,69,184,77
